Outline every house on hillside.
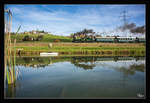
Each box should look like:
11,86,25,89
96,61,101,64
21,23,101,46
31,30,37,34
24,31,29,34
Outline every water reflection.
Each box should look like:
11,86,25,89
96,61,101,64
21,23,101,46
15,56,145,77
5,56,145,99
5,83,16,98
71,57,96,70
16,56,145,71
5,67,21,98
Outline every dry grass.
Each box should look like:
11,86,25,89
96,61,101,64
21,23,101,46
15,42,145,47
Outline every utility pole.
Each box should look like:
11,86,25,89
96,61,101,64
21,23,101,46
120,10,130,37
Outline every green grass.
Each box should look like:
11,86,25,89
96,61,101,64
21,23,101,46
11,33,72,42
12,45,145,56
8,38,146,56
42,34,72,42
14,45,145,51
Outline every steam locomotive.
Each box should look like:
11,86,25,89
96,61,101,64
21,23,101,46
72,36,146,43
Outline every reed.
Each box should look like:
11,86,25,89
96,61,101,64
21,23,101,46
4,10,21,85
5,11,16,85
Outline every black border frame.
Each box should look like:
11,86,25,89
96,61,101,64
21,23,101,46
0,0,150,103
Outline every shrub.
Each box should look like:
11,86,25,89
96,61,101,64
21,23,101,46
54,39,60,43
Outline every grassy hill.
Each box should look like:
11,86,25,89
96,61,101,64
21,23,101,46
11,33,72,43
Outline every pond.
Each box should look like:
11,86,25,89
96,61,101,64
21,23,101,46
4,56,146,99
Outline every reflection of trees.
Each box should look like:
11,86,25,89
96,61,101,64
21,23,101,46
70,57,96,70
22,57,31,63
16,64,49,68
73,63,95,70
22,57,45,63
71,56,96,63
16,56,145,70
135,56,145,61
16,57,72,68
16,57,52,68
129,64,145,72
69,56,145,88
97,61,145,76
70,56,145,70
116,64,145,76
115,63,145,88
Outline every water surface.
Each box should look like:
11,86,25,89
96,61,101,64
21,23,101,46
5,56,146,99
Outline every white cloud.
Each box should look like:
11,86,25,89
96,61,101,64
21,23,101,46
7,5,145,36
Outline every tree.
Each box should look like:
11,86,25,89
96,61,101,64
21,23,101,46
72,28,95,39
70,33,74,38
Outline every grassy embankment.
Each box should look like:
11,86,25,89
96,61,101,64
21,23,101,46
12,42,145,56
10,34,146,56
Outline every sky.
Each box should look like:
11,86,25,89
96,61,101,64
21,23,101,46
5,4,145,37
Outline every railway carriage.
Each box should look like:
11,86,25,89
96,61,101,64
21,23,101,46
95,37,115,43
117,37,137,43
72,35,145,43
138,37,146,43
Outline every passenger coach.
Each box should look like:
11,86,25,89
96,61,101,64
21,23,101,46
72,36,146,43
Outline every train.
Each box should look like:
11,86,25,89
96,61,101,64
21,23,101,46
72,36,146,43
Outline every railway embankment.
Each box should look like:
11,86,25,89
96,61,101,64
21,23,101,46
10,42,146,56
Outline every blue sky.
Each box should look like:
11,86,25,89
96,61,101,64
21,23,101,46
5,4,145,36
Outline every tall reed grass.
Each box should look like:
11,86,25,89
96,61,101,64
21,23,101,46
4,10,21,85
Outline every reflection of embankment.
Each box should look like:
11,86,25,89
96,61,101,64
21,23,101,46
16,57,71,68
70,56,145,71
16,56,145,70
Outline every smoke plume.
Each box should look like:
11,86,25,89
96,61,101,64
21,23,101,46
118,23,145,34
130,25,145,34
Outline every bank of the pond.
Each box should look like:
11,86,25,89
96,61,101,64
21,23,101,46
11,43,146,56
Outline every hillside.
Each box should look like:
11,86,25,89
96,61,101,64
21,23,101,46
11,33,72,43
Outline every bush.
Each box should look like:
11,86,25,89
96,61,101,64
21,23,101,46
54,39,60,43
23,35,30,41
36,35,43,41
